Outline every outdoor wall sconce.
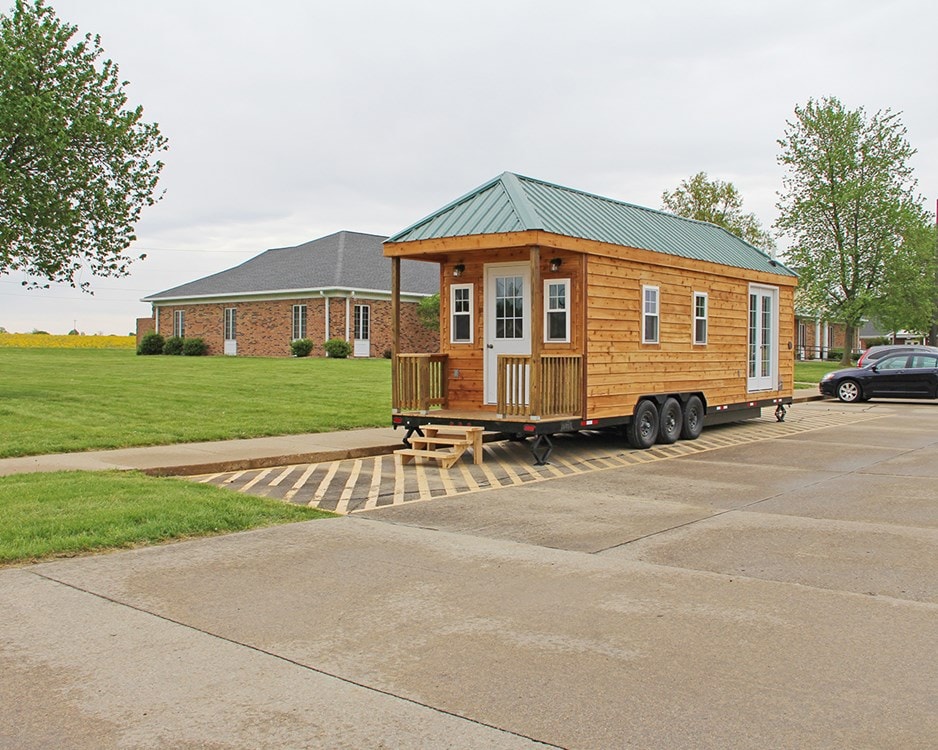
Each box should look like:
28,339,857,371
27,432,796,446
453,263,465,277
549,257,562,272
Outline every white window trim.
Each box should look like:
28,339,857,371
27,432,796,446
354,303,370,339
450,283,474,344
173,309,185,338
693,291,708,345
544,278,571,343
224,307,236,341
642,285,659,344
292,304,307,341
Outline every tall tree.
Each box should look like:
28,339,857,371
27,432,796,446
661,171,777,255
0,0,167,290
869,219,937,338
776,96,925,365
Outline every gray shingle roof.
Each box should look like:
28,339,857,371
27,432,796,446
144,231,439,301
389,172,796,278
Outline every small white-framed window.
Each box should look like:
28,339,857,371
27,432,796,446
642,285,659,344
173,309,185,338
693,292,708,345
450,284,473,344
224,308,236,340
292,304,307,340
544,279,570,343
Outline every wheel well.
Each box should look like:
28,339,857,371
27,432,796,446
644,392,707,411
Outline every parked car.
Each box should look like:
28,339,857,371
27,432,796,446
856,344,938,368
820,351,938,402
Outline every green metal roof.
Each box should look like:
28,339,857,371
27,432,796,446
388,172,796,277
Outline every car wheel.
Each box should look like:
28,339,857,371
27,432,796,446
657,398,682,444
837,379,861,403
627,400,659,449
681,395,704,440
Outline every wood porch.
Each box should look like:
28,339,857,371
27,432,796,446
392,352,583,420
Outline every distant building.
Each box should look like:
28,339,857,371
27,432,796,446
139,231,439,357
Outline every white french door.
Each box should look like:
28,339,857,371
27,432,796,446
748,285,778,391
353,304,370,357
484,264,531,404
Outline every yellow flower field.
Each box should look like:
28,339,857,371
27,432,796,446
0,333,135,349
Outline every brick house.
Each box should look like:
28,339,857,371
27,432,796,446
139,231,439,357
794,312,856,360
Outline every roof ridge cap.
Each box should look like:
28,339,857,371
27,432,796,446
499,172,545,230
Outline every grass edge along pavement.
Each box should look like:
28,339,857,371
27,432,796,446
0,470,335,566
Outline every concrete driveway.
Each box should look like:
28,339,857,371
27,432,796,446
2,400,937,748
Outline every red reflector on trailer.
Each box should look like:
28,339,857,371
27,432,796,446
581,419,597,427
523,424,536,433
392,416,403,424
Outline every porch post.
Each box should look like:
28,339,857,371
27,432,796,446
391,257,401,412
529,245,543,419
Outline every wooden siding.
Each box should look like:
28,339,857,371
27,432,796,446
436,247,582,411
586,253,794,418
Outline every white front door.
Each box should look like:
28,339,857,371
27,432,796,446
748,285,778,391
223,308,237,356
353,304,370,357
484,264,531,404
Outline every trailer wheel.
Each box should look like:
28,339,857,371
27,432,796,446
681,395,704,440
627,400,659,449
657,398,682,444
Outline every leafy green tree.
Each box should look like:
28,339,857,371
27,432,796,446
870,221,937,338
776,96,926,365
417,292,440,331
0,0,167,290
661,172,777,254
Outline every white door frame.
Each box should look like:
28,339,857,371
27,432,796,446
353,303,370,358
484,263,531,404
748,284,778,391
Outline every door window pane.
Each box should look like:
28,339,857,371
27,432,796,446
495,275,524,340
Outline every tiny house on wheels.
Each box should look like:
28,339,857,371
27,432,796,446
384,173,798,464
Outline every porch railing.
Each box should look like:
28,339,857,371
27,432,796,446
498,354,582,419
394,354,447,413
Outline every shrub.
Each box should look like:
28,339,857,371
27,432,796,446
137,332,165,355
323,338,352,358
290,338,314,357
383,348,392,359
182,338,208,356
163,336,184,355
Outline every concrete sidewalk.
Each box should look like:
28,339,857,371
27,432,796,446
0,389,822,477
0,427,405,478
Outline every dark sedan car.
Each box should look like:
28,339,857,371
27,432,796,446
856,343,938,367
820,352,938,402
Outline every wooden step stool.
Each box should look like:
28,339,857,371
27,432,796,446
395,425,485,469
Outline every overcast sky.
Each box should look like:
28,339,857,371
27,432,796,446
2,0,936,334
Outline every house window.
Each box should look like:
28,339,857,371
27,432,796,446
642,285,659,344
224,308,236,340
173,310,185,338
545,279,570,343
292,304,307,340
450,284,473,343
693,292,708,345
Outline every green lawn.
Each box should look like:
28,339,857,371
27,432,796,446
794,360,841,387
0,348,391,458
0,471,332,565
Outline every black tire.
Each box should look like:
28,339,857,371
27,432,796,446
627,400,659,449
836,379,861,403
657,398,682,444
681,395,704,440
